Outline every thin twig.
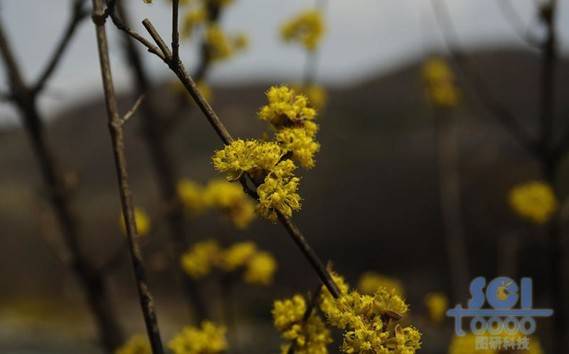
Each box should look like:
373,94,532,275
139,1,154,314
33,0,89,94
171,0,180,62
91,1,165,353
106,6,341,298
121,94,144,125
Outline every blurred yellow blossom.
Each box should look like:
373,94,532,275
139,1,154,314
281,10,325,51
509,181,557,223
219,242,257,271
204,26,246,62
178,179,207,216
181,9,206,38
244,251,277,285
424,292,448,324
357,272,404,297
181,240,221,279
169,321,227,354
203,179,256,229
293,84,327,110
115,335,151,354
422,57,460,108
119,207,151,237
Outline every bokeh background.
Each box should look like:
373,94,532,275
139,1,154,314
1,1,569,353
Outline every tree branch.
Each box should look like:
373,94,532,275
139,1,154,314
91,1,165,353
107,6,340,298
496,0,541,50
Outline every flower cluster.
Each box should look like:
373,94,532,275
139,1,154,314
422,57,460,108
115,335,151,354
212,86,321,220
273,294,332,354
169,321,227,354
320,272,421,354
181,240,277,285
205,25,247,62
281,10,325,51
272,271,421,354
119,207,151,237
509,181,558,224
177,178,256,229
424,292,448,324
357,272,405,297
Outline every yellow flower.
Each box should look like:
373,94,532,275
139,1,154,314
119,207,151,237
177,179,207,216
320,271,420,354
203,179,256,229
422,57,460,108
181,240,221,279
357,272,404,297
181,9,206,39
281,10,325,51
275,127,320,169
293,84,327,110
509,181,557,224
244,251,277,285
219,242,257,271
115,335,151,354
204,26,247,62
258,86,317,127
212,139,284,181
273,294,306,331
424,292,448,324
257,161,302,220
169,321,227,354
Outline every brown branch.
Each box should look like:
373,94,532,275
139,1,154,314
116,1,208,322
32,0,89,94
429,0,538,156
0,10,123,354
171,0,180,62
107,7,340,298
91,1,165,354
121,94,144,125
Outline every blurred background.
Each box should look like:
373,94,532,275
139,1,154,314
1,0,569,353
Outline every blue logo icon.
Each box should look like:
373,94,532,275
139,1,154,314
447,277,553,336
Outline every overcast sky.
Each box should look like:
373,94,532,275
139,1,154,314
0,0,568,125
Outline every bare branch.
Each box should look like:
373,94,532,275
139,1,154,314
121,94,144,125
142,19,172,61
171,0,180,61
33,0,89,94
91,1,165,353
